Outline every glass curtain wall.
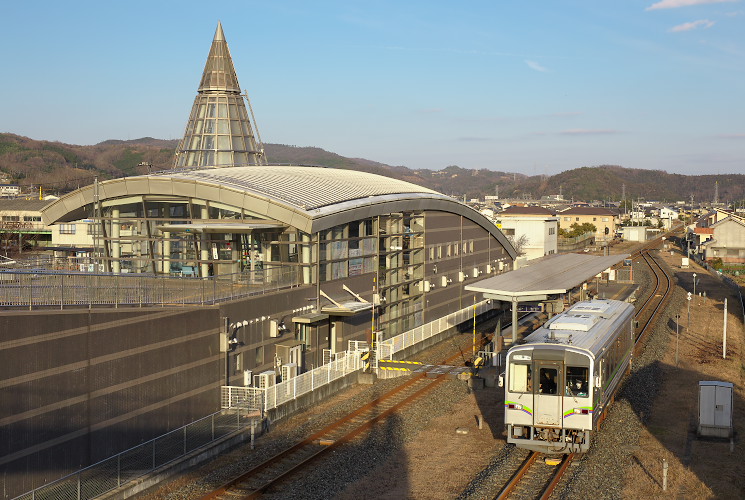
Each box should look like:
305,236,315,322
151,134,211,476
95,197,311,280
317,212,425,340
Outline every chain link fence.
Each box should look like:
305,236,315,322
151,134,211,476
12,408,261,500
0,264,303,308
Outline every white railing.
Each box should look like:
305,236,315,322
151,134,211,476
376,299,493,363
223,351,363,413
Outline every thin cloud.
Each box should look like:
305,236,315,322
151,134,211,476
670,19,715,31
647,0,737,10
559,129,620,135
717,133,745,138
525,60,549,72
458,136,491,142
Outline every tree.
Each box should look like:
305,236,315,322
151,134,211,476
506,233,529,256
558,222,596,238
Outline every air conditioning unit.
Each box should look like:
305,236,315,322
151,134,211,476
281,363,298,381
243,369,253,387
440,276,449,287
473,267,480,277
486,264,493,273
420,281,431,292
459,271,467,282
498,261,505,271
255,370,276,389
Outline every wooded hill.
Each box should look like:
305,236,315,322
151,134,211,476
0,133,742,203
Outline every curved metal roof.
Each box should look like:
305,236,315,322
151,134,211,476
41,165,517,258
167,166,444,211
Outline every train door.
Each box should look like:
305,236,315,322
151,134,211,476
533,361,563,427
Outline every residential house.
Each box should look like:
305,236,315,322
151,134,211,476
497,206,558,260
557,206,617,243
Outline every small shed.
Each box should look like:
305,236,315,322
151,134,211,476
698,381,734,438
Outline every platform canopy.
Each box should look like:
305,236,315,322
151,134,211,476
466,252,629,344
466,252,629,302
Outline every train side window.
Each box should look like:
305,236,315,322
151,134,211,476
509,363,532,392
538,367,558,395
565,366,589,397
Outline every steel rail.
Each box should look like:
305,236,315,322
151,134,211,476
201,341,483,500
539,453,574,500
495,452,538,500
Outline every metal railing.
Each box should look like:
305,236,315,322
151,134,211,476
263,351,362,411
12,408,261,500
0,264,306,308
375,299,493,363
221,350,362,413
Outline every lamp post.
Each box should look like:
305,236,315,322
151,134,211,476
692,272,697,298
687,292,692,330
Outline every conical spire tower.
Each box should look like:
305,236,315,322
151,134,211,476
174,22,266,168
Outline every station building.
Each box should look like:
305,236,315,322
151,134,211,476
1,23,516,498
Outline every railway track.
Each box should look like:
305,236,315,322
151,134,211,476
489,246,674,500
634,248,673,349
198,309,537,499
495,452,574,500
200,371,449,499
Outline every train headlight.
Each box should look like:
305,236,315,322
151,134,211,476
573,408,590,415
508,403,524,410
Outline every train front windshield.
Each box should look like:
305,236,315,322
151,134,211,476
565,366,589,397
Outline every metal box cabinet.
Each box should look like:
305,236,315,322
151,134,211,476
698,381,734,438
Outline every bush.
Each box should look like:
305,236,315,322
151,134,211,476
708,257,723,270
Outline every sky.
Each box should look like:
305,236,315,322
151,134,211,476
1,0,743,176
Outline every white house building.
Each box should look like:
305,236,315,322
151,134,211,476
496,206,558,260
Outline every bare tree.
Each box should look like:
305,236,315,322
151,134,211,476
506,233,530,256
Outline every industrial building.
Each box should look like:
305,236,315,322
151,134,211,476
1,23,516,499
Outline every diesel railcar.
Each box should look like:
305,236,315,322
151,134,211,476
502,299,635,454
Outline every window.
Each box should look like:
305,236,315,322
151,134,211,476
564,217,570,222
59,224,76,235
565,366,589,397
602,217,609,222
509,363,532,393
593,217,597,221
548,227,555,235
23,216,41,222
576,217,580,221
503,228,515,236
255,346,264,366
539,367,558,395
2,216,19,222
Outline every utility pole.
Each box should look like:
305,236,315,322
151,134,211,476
675,314,680,366
723,298,728,359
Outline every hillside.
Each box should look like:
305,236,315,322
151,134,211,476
0,133,741,203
